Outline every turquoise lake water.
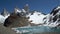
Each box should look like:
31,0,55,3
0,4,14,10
16,26,60,34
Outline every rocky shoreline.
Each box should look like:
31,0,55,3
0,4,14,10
0,24,18,34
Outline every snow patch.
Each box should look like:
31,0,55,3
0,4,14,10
0,14,10,24
15,8,21,13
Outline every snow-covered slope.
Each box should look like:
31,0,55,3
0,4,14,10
43,6,60,27
0,15,5,23
0,14,10,24
28,11,46,24
0,8,10,23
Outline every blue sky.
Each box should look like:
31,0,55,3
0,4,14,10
0,0,60,14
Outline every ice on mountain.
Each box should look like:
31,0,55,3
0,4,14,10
28,11,46,24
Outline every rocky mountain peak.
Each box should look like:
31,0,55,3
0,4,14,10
50,6,60,16
1,8,10,17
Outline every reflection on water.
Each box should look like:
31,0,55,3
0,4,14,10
14,26,60,34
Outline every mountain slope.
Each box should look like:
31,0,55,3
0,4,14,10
28,11,46,24
1,8,10,17
43,6,60,27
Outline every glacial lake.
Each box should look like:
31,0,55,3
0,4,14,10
15,26,60,34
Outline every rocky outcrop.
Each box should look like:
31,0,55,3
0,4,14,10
1,8,10,17
50,6,60,15
4,14,30,28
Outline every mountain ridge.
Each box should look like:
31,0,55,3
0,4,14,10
0,5,60,28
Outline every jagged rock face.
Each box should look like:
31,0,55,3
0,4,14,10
1,8,10,17
50,6,60,16
14,7,21,14
24,4,29,13
14,7,29,17
48,6,60,22
4,14,30,28
53,15,58,22
51,6,60,22
43,6,60,27
50,9,57,16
